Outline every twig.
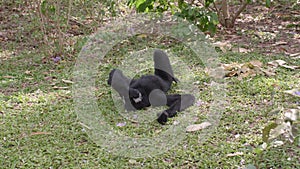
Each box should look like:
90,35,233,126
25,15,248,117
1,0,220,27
37,1,48,44
29,132,52,136
54,0,64,55
66,0,73,27
231,0,249,24
212,1,221,15
213,1,223,24
78,122,92,130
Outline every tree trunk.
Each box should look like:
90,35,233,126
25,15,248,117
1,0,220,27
215,0,249,28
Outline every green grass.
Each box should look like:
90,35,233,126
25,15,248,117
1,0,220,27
1,1,299,168
1,41,299,168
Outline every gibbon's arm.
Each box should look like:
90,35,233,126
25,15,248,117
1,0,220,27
153,50,178,92
157,94,195,124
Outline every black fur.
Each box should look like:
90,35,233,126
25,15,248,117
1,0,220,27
108,50,195,124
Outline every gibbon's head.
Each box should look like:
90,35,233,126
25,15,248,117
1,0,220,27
129,88,142,103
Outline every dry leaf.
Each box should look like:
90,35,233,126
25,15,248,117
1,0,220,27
25,70,31,75
62,79,74,84
290,52,300,57
272,41,288,46
261,69,276,76
250,60,263,67
280,64,299,70
186,122,211,132
284,109,299,121
267,60,299,70
268,60,286,66
221,60,266,79
226,152,244,157
53,86,69,90
3,76,15,79
137,34,148,38
283,89,300,97
213,41,232,52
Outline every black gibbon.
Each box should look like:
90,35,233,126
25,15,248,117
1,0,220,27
108,50,195,124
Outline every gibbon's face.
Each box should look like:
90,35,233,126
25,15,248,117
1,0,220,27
129,88,142,103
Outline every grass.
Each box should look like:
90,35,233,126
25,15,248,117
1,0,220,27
1,39,299,168
1,1,299,168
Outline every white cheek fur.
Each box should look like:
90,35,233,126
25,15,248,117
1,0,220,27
133,92,142,103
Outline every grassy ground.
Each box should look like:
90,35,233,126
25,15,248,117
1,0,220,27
1,41,299,168
1,1,299,168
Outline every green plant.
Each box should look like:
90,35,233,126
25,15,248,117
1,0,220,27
128,0,274,33
127,0,219,34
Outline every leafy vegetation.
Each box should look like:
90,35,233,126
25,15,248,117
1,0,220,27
127,0,278,34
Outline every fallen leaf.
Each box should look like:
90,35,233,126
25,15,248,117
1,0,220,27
283,89,300,97
261,69,276,76
226,152,244,157
221,61,266,79
292,55,300,59
186,122,211,132
213,41,232,52
25,70,31,75
272,41,288,46
280,64,299,70
271,140,284,147
284,109,299,121
129,159,137,164
137,34,148,38
290,52,300,57
249,60,263,67
267,60,299,70
62,79,74,84
3,76,15,79
52,86,69,90
268,60,286,67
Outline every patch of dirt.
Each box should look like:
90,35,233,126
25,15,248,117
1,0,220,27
216,2,300,56
1,1,299,57
0,2,40,51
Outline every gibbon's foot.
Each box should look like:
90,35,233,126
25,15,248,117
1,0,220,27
157,111,168,125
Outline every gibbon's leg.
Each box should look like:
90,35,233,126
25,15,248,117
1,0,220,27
153,50,178,92
157,94,195,124
108,69,137,111
108,69,131,98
